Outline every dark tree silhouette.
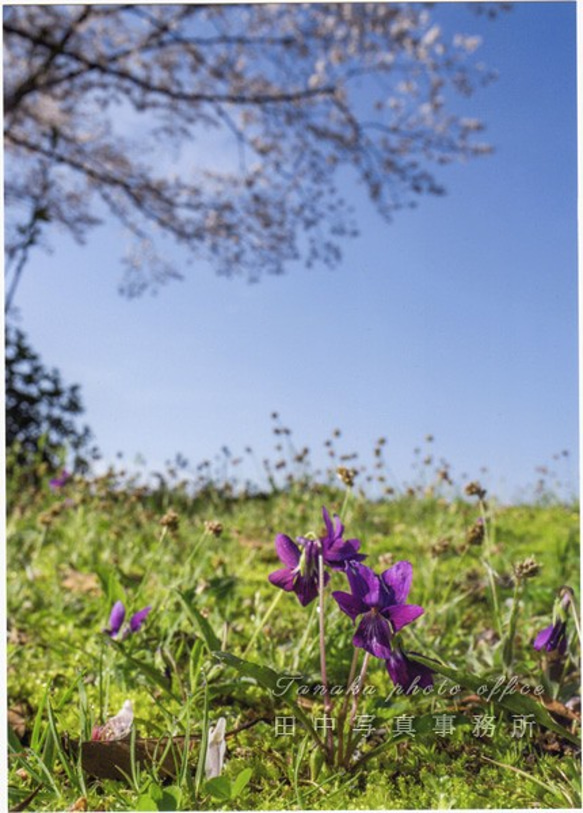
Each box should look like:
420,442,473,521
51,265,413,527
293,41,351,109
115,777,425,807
4,3,501,303
5,324,97,472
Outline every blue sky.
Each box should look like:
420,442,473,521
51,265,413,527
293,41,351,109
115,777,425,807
10,2,578,502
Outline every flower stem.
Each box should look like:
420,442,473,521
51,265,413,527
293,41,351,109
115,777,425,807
483,559,504,639
502,579,522,677
344,652,371,765
349,652,370,728
565,590,581,645
318,553,333,762
478,499,492,557
339,486,352,523
337,647,360,766
478,498,504,639
194,674,209,799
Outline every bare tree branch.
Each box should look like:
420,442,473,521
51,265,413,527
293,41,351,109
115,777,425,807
4,3,499,300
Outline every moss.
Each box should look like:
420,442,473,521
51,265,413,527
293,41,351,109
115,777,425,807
7,470,580,811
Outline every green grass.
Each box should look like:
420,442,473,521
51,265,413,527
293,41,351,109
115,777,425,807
6,458,581,811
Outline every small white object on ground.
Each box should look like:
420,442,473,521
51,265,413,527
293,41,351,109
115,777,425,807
205,717,227,779
92,700,134,741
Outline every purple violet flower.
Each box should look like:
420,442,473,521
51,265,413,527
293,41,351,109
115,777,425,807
104,601,152,639
332,562,424,659
105,600,126,637
533,621,567,654
129,605,152,634
49,469,70,490
320,506,366,570
268,535,329,606
385,648,434,693
533,589,571,655
268,506,366,606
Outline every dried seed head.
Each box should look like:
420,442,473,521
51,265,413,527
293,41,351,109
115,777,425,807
431,537,451,557
205,520,223,537
513,556,541,581
466,518,485,546
336,466,357,487
160,509,180,532
378,552,394,568
465,481,487,499
69,797,88,811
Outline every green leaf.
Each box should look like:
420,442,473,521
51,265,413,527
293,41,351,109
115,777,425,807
204,776,232,801
140,783,180,811
189,639,204,694
194,675,210,798
408,654,580,746
135,795,158,811
176,590,221,652
211,652,328,755
212,651,296,699
55,672,85,712
212,651,325,754
109,641,181,702
95,564,125,605
30,681,50,752
8,724,22,753
46,700,81,792
207,575,237,602
231,767,252,798
157,787,181,811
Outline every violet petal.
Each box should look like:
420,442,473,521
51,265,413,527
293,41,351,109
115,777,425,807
322,505,335,538
332,590,369,621
275,534,300,568
347,563,381,607
384,603,424,632
353,612,393,659
268,568,296,592
108,601,126,636
294,572,322,607
381,561,413,605
129,605,152,633
386,650,433,692
533,624,554,651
